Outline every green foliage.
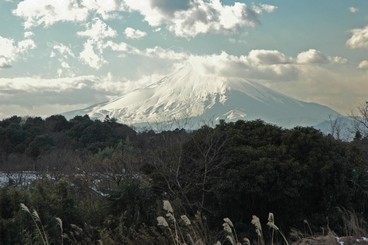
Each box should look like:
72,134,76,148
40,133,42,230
108,179,155,216
26,135,54,159
179,120,368,233
0,115,137,171
45,115,70,132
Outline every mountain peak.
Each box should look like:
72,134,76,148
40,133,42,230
64,64,340,129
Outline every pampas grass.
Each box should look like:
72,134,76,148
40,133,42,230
163,200,174,213
157,200,208,245
252,215,265,245
266,213,289,245
55,217,63,245
222,218,239,245
157,203,293,245
20,203,50,245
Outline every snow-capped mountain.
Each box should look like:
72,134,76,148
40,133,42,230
64,63,340,129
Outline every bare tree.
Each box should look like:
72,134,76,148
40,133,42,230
148,122,228,214
186,126,228,211
352,101,368,138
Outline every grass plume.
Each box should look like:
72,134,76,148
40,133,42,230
20,203,49,245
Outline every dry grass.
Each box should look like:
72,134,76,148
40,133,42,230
290,208,368,245
337,207,367,238
291,232,337,245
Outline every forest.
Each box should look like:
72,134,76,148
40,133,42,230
0,115,367,244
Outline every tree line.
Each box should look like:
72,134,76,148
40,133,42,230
0,115,367,244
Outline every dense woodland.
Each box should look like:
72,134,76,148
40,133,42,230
0,115,368,244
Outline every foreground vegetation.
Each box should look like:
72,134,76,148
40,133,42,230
0,115,368,244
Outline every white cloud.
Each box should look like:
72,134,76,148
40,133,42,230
329,56,347,64
13,0,127,30
18,39,36,53
123,1,165,26
0,36,17,67
13,0,89,29
103,41,141,55
49,43,75,76
247,50,291,65
0,57,12,68
260,4,277,13
93,72,163,94
0,73,163,118
128,47,347,82
296,49,328,64
76,19,153,69
253,4,278,14
0,75,95,92
59,61,71,73
104,41,128,52
81,0,126,19
123,0,277,38
349,6,359,13
0,75,118,118
77,18,117,41
190,51,298,81
296,49,347,65
77,18,118,69
79,39,106,69
0,35,36,68
346,26,368,49
358,60,368,69
144,46,188,60
50,43,75,59
124,27,147,39
24,31,34,38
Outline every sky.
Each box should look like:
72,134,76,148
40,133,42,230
0,0,368,119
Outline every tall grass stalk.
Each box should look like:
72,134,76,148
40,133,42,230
223,218,239,245
157,216,177,244
56,217,63,245
251,215,265,245
303,219,313,236
266,213,288,245
20,203,50,245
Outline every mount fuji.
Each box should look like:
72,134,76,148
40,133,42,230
64,63,340,129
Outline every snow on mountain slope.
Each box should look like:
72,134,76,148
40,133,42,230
64,63,340,128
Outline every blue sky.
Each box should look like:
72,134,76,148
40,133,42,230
0,0,368,118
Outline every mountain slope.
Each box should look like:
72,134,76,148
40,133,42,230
64,63,340,128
